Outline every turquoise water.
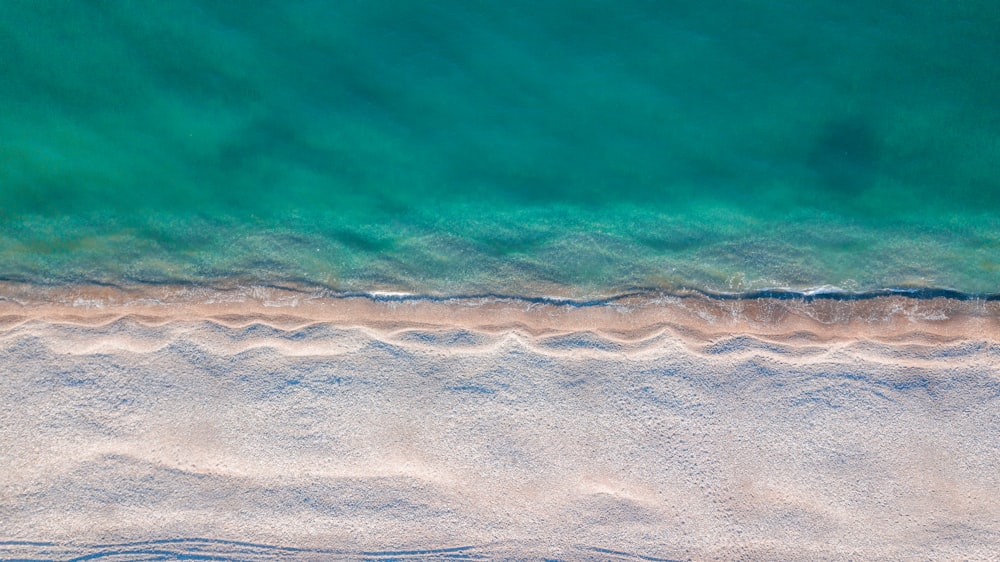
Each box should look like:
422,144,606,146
1,1,998,295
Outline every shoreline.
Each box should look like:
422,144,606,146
2,281,998,342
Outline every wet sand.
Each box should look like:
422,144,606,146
2,282,999,339
2,284,999,560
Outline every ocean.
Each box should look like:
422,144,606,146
2,0,998,296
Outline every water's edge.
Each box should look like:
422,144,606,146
3,279,999,307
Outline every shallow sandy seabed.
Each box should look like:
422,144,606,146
1,284,999,560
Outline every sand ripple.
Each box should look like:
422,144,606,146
2,287,999,559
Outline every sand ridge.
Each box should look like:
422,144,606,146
1,281,998,341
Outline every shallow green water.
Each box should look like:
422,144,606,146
2,1,998,295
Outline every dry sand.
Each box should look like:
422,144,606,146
1,284,999,560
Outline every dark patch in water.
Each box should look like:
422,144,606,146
335,229,397,252
808,116,880,194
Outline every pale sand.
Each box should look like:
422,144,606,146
1,284,999,560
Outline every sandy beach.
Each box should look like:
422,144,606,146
1,284,998,559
